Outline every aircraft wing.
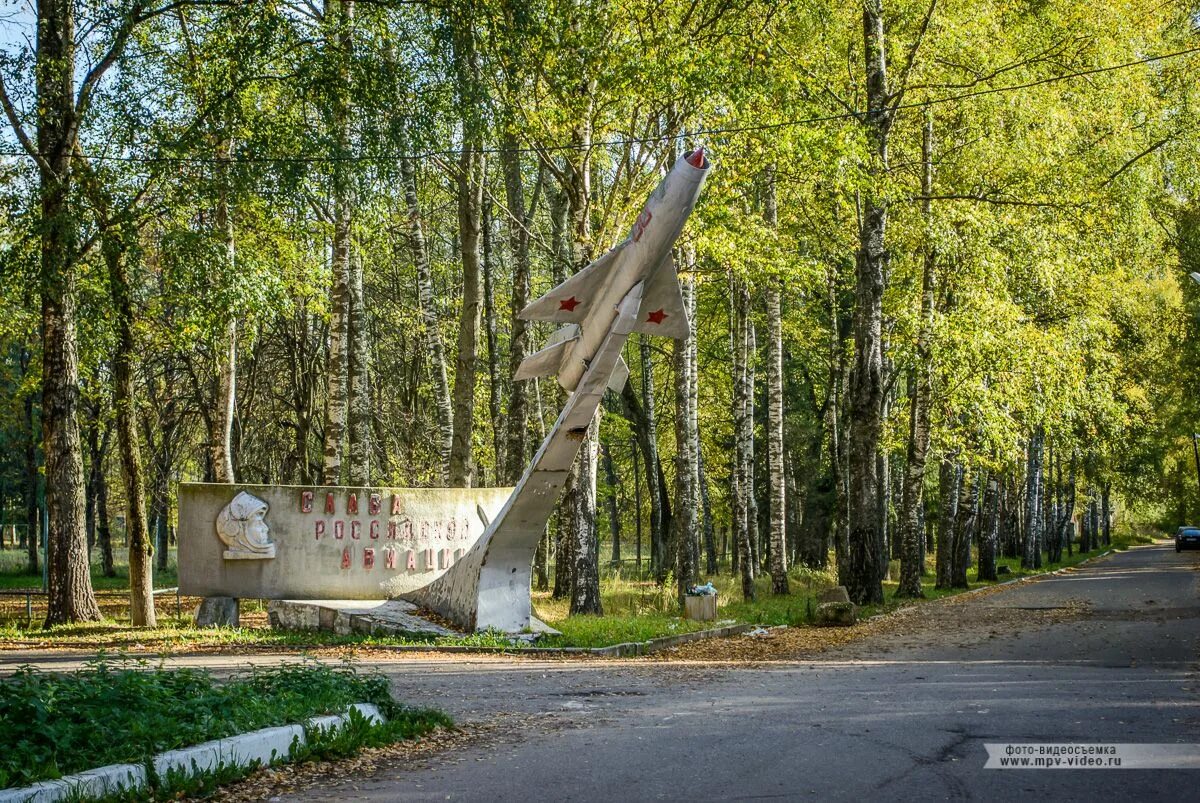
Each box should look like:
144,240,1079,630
518,241,629,324
633,253,689,339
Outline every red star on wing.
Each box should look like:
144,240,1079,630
646,308,668,324
559,296,581,312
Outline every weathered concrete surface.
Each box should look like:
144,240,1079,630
815,600,857,626
818,585,851,604
0,763,145,803
194,595,240,627
404,288,644,632
178,484,510,600
154,724,302,781
268,599,458,638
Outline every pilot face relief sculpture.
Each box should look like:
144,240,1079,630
216,491,276,559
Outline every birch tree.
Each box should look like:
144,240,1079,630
895,111,936,598
733,279,756,600
448,2,484,488
672,278,698,601
400,152,454,482
319,0,355,487
762,165,788,595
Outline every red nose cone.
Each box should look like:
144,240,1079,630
686,147,706,169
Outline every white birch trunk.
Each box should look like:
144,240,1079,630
570,411,602,614
401,155,453,482
766,280,788,594
762,166,788,594
321,197,351,486
672,274,697,600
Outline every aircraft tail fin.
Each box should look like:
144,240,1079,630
632,253,689,339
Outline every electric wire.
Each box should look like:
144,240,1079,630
0,44,1195,166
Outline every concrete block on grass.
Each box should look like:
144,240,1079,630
815,601,857,627
347,703,385,725
268,600,457,638
817,586,851,604
194,596,240,627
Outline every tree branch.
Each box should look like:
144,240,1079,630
77,1,241,124
911,193,1076,209
889,0,938,111
531,146,567,188
0,68,52,174
1102,134,1176,186
75,2,152,125
907,37,1083,94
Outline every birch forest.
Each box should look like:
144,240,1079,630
2,0,1200,624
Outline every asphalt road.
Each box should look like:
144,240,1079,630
287,543,1199,802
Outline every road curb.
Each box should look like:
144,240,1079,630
0,703,383,803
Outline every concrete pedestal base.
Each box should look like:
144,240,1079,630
267,599,561,639
194,596,240,627
268,599,457,638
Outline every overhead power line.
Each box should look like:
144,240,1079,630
0,43,1196,166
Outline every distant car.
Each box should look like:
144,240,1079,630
1176,527,1200,552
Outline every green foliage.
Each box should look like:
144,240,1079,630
0,657,446,789
0,0,1197,622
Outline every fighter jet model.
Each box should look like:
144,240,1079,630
400,148,711,632
514,147,711,391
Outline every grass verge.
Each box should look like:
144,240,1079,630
0,657,449,789
0,532,1159,652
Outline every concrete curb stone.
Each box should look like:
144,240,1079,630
0,704,384,803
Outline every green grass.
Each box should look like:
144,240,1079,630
0,618,529,651
538,613,717,648
0,657,450,789
536,530,1161,641
0,531,1162,652
527,563,841,646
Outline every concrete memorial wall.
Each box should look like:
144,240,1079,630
178,483,513,600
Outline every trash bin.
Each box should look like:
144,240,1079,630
684,592,718,621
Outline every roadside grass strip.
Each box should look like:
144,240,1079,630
0,533,1156,656
0,658,450,801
